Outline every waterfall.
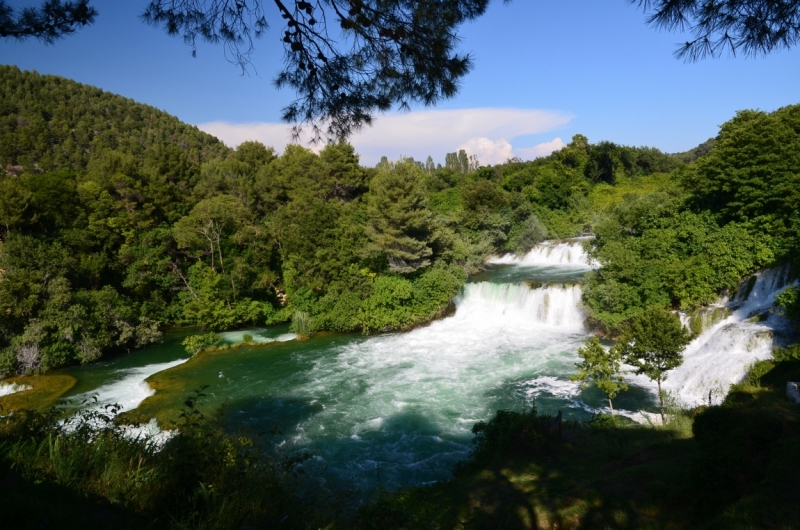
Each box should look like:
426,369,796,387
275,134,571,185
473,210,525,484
457,281,586,329
660,266,796,405
488,240,596,267
69,358,189,415
0,382,32,397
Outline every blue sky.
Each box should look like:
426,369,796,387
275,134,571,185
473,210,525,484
1,1,798,165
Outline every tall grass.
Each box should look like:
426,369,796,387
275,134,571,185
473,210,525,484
0,394,340,528
290,310,313,339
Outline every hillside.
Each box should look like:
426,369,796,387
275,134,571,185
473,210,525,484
0,65,227,173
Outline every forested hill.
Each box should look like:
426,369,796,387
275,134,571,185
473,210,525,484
0,65,227,173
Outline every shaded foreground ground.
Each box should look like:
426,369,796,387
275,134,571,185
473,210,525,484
1,360,799,529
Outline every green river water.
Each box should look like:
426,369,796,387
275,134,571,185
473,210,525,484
53,243,661,491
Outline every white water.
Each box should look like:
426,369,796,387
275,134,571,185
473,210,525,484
0,382,32,397
287,281,590,488
53,238,796,489
488,240,596,267
659,266,796,405
69,358,188,414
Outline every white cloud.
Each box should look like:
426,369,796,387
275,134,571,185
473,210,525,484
515,137,566,160
456,137,514,165
197,107,573,165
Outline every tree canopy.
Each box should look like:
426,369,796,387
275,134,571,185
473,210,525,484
632,0,800,61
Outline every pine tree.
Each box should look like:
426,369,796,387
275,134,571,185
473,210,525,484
366,161,433,275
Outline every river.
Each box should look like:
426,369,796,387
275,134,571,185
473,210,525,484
50,240,793,491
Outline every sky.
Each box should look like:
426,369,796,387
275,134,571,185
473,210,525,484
1,1,798,166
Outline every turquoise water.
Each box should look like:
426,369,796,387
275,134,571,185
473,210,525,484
58,250,661,491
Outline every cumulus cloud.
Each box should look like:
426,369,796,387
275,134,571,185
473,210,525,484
197,107,573,165
516,137,566,160
456,137,514,165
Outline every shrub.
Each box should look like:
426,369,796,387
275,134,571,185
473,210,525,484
464,406,544,467
181,332,222,355
514,214,548,256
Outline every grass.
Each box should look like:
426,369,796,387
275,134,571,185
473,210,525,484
0,392,342,529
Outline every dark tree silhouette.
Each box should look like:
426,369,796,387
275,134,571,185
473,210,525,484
2,0,491,141
633,0,800,60
0,0,96,43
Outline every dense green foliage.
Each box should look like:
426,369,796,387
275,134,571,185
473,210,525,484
683,105,800,254
0,394,338,529
583,103,800,333
1,66,687,377
775,285,800,329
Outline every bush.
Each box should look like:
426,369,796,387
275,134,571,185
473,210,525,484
773,343,800,362
0,395,335,529
463,406,544,467
181,333,222,355
514,214,548,256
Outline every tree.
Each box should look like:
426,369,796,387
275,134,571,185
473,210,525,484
173,195,249,275
2,0,489,140
366,161,433,274
571,337,628,416
615,307,692,423
0,0,95,43
632,0,800,61
682,105,800,240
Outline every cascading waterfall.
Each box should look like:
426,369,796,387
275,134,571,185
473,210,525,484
658,266,795,405
284,279,589,489
488,240,596,267
457,281,585,329
68,358,189,413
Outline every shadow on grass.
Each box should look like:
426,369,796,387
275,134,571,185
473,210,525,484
0,458,153,530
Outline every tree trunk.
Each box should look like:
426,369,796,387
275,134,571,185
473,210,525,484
657,379,665,424
608,397,614,416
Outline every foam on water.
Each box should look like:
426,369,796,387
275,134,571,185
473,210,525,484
0,382,32,397
219,328,298,344
488,240,596,268
657,266,795,405
285,281,589,488
69,358,189,414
